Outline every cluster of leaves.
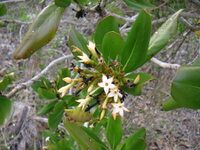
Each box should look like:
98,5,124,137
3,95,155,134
44,115,146,150
32,68,79,130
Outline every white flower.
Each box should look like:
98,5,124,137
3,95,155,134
58,84,71,97
78,53,91,64
45,136,50,142
108,87,123,102
112,103,129,120
98,74,115,94
76,96,92,110
63,77,72,83
87,41,98,58
58,82,75,97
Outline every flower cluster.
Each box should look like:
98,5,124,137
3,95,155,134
58,41,132,122
98,74,129,119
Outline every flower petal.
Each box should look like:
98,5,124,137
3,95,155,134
102,74,107,82
98,82,105,87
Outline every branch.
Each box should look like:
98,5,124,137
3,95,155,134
6,55,73,98
151,57,180,69
0,0,25,4
0,19,30,24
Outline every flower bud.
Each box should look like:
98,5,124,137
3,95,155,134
87,41,98,58
133,75,140,84
100,109,106,120
63,77,72,83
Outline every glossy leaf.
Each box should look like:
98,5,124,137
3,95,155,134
123,0,155,10
48,101,65,130
94,16,119,52
0,96,12,125
68,28,90,56
37,88,57,100
171,66,200,109
32,77,52,92
81,127,108,150
106,116,123,150
0,73,14,91
13,4,65,59
162,97,181,111
123,73,153,96
62,95,78,107
0,4,7,16
146,10,183,60
48,138,73,150
64,120,103,150
122,10,151,72
75,0,89,5
102,31,125,63
124,128,146,150
55,0,71,7
65,108,92,123
37,100,57,115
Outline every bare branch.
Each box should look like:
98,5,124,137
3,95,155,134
0,0,25,4
6,55,73,98
151,57,180,69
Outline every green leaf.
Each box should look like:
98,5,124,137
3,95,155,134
64,120,103,150
13,4,65,59
81,127,108,150
171,66,200,109
65,108,92,123
37,88,57,100
124,128,146,150
68,28,90,56
94,16,119,52
32,77,52,92
102,31,125,64
123,73,153,96
0,73,14,91
146,10,183,60
106,116,123,150
0,4,7,16
48,138,73,150
54,0,71,7
0,96,12,125
37,100,57,115
62,95,78,107
42,130,60,142
122,10,151,72
162,97,181,111
123,0,155,10
48,101,65,130
75,0,89,5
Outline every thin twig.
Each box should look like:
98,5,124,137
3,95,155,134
0,0,25,4
6,55,73,98
151,57,180,69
